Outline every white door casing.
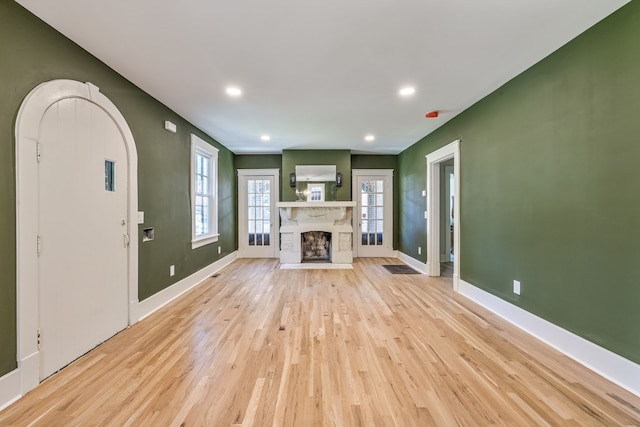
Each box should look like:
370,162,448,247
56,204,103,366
16,80,138,393
426,140,460,290
352,169,393,258
238,169,280,258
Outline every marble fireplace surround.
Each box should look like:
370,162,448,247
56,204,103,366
277,201,356,264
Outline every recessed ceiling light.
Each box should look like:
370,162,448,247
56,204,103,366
399,87,415,96
365,135,375,142
260,134,271,141
225,86,242,97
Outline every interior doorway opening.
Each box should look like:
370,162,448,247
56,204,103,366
426,140,460,290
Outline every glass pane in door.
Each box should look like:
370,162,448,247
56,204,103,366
360,179,384,246
247,179,271,247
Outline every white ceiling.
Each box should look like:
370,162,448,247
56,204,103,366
16,0,629,154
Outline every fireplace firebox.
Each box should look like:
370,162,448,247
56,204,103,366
301,231,331,262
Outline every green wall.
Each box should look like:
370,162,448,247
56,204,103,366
235,154,282,171
399,2,640,364
281,150,351,201
0,2,237,376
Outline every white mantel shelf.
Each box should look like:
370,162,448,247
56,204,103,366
276,201,356,208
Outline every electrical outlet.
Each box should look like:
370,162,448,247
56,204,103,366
218,246,221,255
170,265,175,276
418,246,422,255
513,280,521,295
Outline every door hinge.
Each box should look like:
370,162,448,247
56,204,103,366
37,235,42,255
36,142,42,163
37,329,41,350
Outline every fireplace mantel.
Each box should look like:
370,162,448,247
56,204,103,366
276,201,355,264
276,201,356,222
276,201,356,208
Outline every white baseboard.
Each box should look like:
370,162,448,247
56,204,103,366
19,351,39,395
137,251,238,321
0,353,39,411
459,279,640,398
397,251,428,273
0,369,20,412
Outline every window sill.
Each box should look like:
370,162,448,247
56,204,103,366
192,234,219,249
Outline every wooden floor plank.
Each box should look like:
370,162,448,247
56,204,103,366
1,258,638,426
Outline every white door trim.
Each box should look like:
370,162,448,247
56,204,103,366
15,80,139,394
352,169,394,258
237,169,280,258
426,140,460,290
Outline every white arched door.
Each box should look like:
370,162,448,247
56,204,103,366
38,97,129,379
16,80,138,392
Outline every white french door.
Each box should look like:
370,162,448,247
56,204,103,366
353,170,393,258
38,97,129,379
238,169,280,258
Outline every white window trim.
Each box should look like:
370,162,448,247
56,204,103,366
191,134,219,249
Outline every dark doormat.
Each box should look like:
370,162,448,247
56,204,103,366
382,264,421,274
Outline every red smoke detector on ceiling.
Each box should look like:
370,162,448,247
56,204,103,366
425,111,439,118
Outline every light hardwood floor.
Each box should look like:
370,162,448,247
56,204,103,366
1,258,638,426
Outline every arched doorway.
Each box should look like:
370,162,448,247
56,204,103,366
15,80,139,392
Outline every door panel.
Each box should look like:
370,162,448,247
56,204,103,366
239,172,278,258
355,172,393,257
39,98,128,379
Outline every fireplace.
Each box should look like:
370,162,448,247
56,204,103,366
276,201,355,265
302,231,331,262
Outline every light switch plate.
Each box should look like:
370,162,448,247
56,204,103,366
137,211,144,224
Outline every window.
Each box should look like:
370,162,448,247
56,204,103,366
191,134,219,248
105,160,115,192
